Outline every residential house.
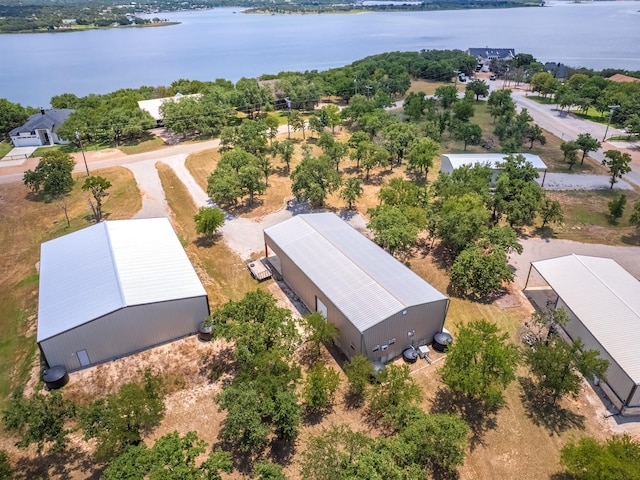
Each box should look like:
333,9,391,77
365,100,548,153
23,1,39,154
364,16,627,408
10,109,74,148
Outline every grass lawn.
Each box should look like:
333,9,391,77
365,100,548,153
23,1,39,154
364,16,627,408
407,79,464,96
0,167,139,406
119,136,165,155
0,141,12,159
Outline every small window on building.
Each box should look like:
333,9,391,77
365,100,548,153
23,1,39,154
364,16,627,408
372,345,379,352
350,342,355,350
389,338,396,345
381,344,388,351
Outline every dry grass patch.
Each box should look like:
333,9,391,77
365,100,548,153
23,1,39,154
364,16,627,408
118,136,165,155
407,79,464,96
156,162,257,306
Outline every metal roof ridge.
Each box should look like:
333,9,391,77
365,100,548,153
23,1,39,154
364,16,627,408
104,221,128,308
300,213,409,310
573,254,640,321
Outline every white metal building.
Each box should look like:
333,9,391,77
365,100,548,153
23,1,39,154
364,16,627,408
264,213,449,363
527,254,640,415
37,218,209,372
440,153,548,186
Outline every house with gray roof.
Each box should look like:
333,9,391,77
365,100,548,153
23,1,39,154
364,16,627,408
264,213,449,363
10,109,74,147
467,48,515,63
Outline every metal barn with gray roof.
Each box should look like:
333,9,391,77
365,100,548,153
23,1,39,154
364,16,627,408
527,255,640,415
264,213,449,362
37,218,209,372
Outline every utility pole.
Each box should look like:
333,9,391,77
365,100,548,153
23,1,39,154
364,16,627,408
76,131,90,176
365,85,372,99
354,76,358,96
285,97,292,140
603,105,620,142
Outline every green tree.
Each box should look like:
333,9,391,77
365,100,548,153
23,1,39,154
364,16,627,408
303,311,339,358
487,90,515,123
493,154,543,227
0,450,10,480
253,460,287,480
300,425,370,480
466,79,490,100
23,149,76,226
289,110,306,139
103,431,232,480
560,140,579,170
450,244,514,298
575,133,601,165
82,175,111,222
368,364,422,418
194,206,225,238
81,369,165,462
440,319,519,409
347,131,371,170
608,194,627,222
630,201,640,229
453,100,475,122
273,139,295,173
406,136,439,175
367,205,419,255
344,355,373,399
602,149,632,189
239,163,267,206
2,388,76,456
207,165,242,207
321,104,342,134
453,122,483,151
264,115,280,145
403,91,429,121
271,389,303,441
0,98,30,140
560,434,640,480
524,336,608,406
303,362,341,411
434,85,458,110
340,177,363,209
382,122,419,166
523,123,547,149
436,192,490,253
539,197,564,228
290,156,342,207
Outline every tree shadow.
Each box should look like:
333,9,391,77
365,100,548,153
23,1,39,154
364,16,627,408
533,225,558,240
343,389,366,411
268,438,297,466
211,438,261,476
12,446,102,480
194,232,222,248
429,242,457,271
303,406,331,426
622,231,640,246
518,377,585,435
198,345,236,382
431,464,461,480
429,387,499,450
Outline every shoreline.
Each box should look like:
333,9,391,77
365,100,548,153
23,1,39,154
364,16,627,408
1,21,180,35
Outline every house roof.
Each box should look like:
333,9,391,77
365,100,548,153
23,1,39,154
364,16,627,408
441,153,547,171
264,213,448,333
531,254,640,384
9,109,74,136
37,218,206,343
137,93,201,121
467,48,515,60
608,73,640,83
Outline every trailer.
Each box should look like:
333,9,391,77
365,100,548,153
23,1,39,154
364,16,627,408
247,258,272,281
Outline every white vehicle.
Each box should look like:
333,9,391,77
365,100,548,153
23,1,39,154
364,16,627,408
481,65,490,73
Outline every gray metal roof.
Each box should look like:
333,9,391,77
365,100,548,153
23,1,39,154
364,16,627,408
10,109,74,136
37,218,206,342
531,254,640,384
467,48,515,59
442,153,547,171
264,213,448,333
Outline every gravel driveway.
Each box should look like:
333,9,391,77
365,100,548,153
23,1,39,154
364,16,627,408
541,172,632,191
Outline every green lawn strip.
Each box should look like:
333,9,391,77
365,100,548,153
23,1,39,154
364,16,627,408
0,141,12,159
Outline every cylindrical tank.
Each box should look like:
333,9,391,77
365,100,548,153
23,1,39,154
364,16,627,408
42,365,69,390
433,332,454,352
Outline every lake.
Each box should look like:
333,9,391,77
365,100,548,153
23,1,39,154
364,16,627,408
1,1,639,107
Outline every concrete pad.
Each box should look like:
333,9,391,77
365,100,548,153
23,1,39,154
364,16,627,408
0,146,38,166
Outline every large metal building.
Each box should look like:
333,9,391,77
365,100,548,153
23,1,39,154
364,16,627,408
264,213,449,363
37,218,209,372
440,153,548,186
527,254,640,415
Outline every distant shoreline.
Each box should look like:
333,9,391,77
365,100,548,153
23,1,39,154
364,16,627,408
2,21,181,35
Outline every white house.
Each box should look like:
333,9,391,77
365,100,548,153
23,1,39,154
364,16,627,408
10,109,74,147
37,218,209,371
137,93,202,126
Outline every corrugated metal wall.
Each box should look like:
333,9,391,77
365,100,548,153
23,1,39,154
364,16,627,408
40,296,209,371
363,301,448,362
558,298,637,406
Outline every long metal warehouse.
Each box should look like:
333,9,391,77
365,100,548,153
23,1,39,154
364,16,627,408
528,254,640,415
440,153,548,186
264,213,449,363
37,218,209,372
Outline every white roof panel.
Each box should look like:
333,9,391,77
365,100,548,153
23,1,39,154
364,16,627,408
532,254,640,383
442,153,547,171
38,218,206,342
264,213,448,332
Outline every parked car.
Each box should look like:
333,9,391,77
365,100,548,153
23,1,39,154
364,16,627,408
489,74,496,81
458,74,467,83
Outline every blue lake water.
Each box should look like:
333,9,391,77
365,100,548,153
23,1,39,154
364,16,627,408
1,1,639,107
